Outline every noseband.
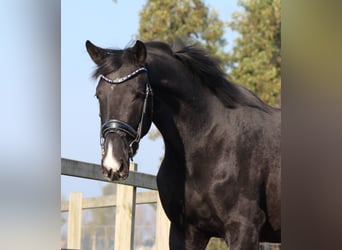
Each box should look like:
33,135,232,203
99,67,153,160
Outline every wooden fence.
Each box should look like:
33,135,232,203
61,158,170,250
61,158,280,250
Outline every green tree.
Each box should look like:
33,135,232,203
138,0,229,65
228,0,281,106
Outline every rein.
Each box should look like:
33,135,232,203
99,67,153,160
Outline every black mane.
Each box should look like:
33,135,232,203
170,43,272,112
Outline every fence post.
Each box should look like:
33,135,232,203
155,194,170,250
67,192,83,250
114,163,137,250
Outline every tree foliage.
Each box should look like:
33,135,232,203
228,0,281,106
138,0,229,65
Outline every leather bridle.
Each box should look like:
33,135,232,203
99,67,153,160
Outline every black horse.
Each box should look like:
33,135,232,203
86,40,281,250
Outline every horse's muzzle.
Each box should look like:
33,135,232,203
101,159,129,181
101,135,130,181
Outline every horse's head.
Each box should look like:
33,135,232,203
86,40,153,180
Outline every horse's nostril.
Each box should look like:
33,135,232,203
107,168,113,178
119,160,124,172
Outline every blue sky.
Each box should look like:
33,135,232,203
61,0,241,198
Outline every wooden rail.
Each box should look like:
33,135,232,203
61,158,157,190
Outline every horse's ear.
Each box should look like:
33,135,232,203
132,40,146,64
86,40,108,65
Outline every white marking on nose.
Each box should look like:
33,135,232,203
103,141,121,172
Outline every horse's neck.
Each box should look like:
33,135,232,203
147,53,229,156
152,86,221,158
152,97,186,158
